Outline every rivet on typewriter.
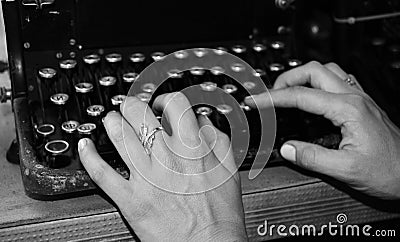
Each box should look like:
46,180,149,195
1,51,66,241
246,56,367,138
190,66,205,76
253,43,267,53
130,53,146,63
45,140,70,169
105,53,122,63
200,82,217,92
232,45,247,54
59,59,77,70
213,47,228,55
136,92,152,103
151,52,166,62
231,63,246,72
196,106,213,116
83,54,101,65
193,48,208,57
167,69,183,78
141,83,156,93
210,66,225,76
174,50,189,59
223,84,238,94
270,41,285,50
288,59,303,68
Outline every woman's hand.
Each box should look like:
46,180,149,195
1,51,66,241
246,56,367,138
245,61,400,200
78,92,247,241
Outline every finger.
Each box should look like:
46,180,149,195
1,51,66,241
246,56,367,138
153,92,200,145
103,111,150,176
198,115,239,179
78,138,131,204
273,61,351,93
324,62,348,79
280,141,355,181
245,87,346,125
120,96,165,158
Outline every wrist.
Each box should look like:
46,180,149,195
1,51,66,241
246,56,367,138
188,221,248,242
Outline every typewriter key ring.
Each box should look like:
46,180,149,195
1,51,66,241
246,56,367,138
139,124,164,155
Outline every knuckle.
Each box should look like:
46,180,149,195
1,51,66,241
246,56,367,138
121,96,142,114
90,166,105,183
307,60,323,69
343,94,369,117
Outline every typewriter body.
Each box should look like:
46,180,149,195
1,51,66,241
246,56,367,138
2,0,400,232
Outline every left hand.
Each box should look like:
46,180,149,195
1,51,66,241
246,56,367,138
78,92,247,241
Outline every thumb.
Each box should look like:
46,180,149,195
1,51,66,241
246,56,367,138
280,141,346,177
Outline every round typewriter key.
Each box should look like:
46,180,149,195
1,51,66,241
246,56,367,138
59,59,77,70
130,53,146,72
78,123,97,141
174,50,189,59
87,105,105,137
253,43,267,53
288,59,303,68
166,69,184,91
35,124,55,150
141,83,156,93
252,68,270,87
99,76,117,110
200,82,217,92
111,95,126,111
240,102,260,147
62,120,80,134
215,104,233,135
196,106,213,116
188,67,206,86
50,93,69,123
45,140,70,168
83,54,101,65
136,92,152,103
223,84,238,94
123,72,139,92
268,63,285,84
36,124,55,137
62,120,80,157
270,41,285,50
75,82,94,118
38,67,59,104
231,63,246,72
210,66,225,76
213,47,228,55
151,52,165,62
193,48,208,57
232,45,247,54
105,53,122,63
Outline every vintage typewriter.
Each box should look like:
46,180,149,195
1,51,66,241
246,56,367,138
1,0,400,204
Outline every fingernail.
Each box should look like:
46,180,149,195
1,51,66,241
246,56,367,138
101,117,105,123
244,96,252,101
280,144,296,162
78,138,87,151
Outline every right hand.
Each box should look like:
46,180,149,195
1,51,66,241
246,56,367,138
245,61,400,200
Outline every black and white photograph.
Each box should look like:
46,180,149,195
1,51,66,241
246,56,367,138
0,0,400,241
